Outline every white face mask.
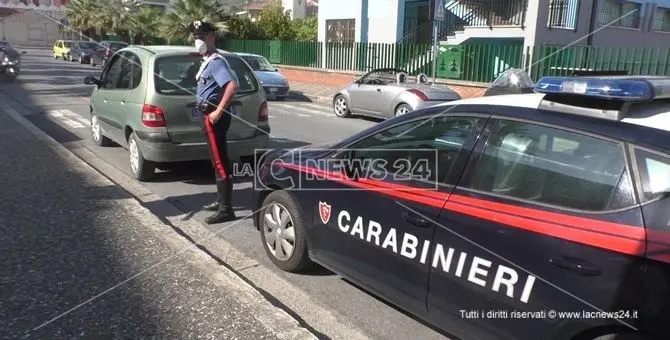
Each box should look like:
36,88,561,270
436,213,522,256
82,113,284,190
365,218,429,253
194,39,207,54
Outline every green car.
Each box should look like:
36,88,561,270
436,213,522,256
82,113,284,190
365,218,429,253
84,45,270,181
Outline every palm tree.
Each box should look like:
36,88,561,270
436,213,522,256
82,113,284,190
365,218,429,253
65,0,105,40
102,0,141,42
159,0,229,44
130,6,163,44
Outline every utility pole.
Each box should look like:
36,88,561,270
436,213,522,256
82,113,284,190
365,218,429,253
431,0,444,84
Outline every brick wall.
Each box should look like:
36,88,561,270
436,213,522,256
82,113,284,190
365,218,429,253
276,66,488,99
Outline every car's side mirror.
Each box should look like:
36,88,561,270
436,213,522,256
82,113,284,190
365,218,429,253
84,75,100,86
21,51,26,54
275,68,279,72
353,79,360,85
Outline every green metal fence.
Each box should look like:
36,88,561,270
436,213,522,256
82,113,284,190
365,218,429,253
526,45,670,80
222,39,670,83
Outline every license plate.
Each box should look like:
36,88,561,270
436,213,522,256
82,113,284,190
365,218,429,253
229,104,240,116
270,88,278,93
192,108,199,118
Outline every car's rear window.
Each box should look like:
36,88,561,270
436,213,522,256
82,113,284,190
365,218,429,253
110,43,128,50
154,54,258,95
78,42,97,49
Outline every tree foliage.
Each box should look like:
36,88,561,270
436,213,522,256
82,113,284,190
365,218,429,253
64,0,318,44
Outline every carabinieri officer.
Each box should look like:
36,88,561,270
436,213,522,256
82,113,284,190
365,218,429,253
190,20,239,224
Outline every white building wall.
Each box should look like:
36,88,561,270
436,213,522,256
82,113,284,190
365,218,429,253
283,0,307,19
367,0,401,43
318,0,401,43
0,9,66,47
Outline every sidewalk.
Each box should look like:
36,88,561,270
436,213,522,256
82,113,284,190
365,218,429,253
0,106,315,338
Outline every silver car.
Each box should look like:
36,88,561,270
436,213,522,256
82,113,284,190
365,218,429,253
332,68,461,119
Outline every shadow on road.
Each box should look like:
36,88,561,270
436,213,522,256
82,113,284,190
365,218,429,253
287,91,315,102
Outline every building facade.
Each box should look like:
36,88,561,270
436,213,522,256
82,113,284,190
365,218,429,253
318,0,670,48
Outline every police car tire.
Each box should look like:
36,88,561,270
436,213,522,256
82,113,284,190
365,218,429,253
260,190,313,272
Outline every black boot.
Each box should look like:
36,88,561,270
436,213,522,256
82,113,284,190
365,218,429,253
203,176,233,211
205,179,237,224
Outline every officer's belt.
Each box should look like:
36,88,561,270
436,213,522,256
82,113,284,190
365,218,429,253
197,102,218,113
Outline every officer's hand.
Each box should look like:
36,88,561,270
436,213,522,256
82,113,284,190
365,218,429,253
209,110,222,124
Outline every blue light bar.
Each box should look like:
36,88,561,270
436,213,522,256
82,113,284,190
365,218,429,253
534,76,655,101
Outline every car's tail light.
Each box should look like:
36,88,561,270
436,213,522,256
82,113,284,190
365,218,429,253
259,101,268,121
142,104,166,127
407,88,429,101
104,49,112,57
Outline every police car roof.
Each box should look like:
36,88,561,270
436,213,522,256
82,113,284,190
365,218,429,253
435,79,670,133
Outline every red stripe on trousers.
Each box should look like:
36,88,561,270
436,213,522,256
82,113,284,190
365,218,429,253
205,118,227,178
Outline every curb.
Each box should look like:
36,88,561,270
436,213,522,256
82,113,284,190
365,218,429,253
0,96,371,340
0,101,318,340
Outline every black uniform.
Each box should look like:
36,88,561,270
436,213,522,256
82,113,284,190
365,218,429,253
190,20,237,224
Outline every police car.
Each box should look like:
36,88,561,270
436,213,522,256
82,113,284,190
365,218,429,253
253,75,670,340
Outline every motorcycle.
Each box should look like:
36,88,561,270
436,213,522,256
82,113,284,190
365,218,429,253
483,68,535,97
0,48,25,82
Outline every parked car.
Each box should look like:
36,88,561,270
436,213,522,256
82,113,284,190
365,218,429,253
67,40,99,64
90,40,129,67
332,68,461,119
53,40,74,60
83,45,270,181
255,75,670,340
237,53,290,100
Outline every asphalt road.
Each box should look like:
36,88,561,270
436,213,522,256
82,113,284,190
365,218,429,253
5,48,450,340
0,95,313,339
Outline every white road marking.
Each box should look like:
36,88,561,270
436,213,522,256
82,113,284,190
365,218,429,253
59,109,90,126
45,109,90,129
271,103,333,117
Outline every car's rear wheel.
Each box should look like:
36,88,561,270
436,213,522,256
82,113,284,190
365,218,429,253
90,113,112,146
395,103,412,117
128,132,155,181
259,190,313,272
333,94,351,118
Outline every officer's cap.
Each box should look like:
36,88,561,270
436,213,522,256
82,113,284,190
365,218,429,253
189,20,217,37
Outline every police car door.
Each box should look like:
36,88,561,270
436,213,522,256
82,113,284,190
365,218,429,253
427,116,642,340
310,113,487,313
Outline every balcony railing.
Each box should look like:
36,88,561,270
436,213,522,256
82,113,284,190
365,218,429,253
448,0,529,28
399,0,529,45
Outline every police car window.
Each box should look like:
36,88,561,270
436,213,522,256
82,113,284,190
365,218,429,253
468,120,631,211
347,116,481,183
116,52,141,89
635,149,670,201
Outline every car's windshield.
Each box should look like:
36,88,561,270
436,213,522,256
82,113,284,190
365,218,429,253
78,42,97,49
155,54,258,95
242,55,275,72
